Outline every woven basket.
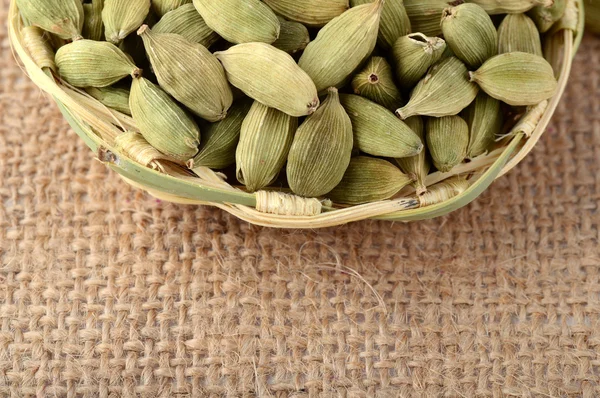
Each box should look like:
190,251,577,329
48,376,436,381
8,0,585,228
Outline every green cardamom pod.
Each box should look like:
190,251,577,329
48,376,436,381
16,0,84,40
56,40,142,87
103,0,151,44
397,57,479,119
441,3,498,69
391,33,446,89
529,0,567,33
85,86,132,115
152,4,219,48
351,57,403,112
298,0,383,92
262,0,349,27
469,52,558,106
463,0,552,14
152,0,192,17
192,99,252,170
272,17,311,54
340,94,423,158
404,0,454,37
138,25,232,122
215,43,319,117
193,0,280,44
350,0,411,50
287,88,353,198
130,77,201,163
236,102,297,192
396,116,431,196
426,116,469,172
498,13,543,56
461,92,502,158
328,157,413,205
82,0,104,41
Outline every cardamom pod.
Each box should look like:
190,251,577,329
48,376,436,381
391,33,447,89
441,3,498,69
463,0,552,14
351,57,403,111
138,25,232,122
469,52,558,106
262,0,349,27
350,0,411,50
498,13,543,56
16,0,84,40
236,102,297,192
287,88,353,198
328,157,412,205
461,92,502,158
193,0,280,44
272,17,311,54
426,116,469,172
55,40,142,87
152,0,192,17
529,0,567,32
339,94,423,158
396,116,431,196
397,57,479,119
192,99,252,170
85,86,132,115
82,0,104,41
298,0,383,92
103,0,151,44
215,43,319,117
404,0,454,37
130,77,201,163
152,4,219,48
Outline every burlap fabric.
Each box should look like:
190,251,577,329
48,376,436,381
2,3,600,396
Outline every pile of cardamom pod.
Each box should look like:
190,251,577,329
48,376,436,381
17,0,565,205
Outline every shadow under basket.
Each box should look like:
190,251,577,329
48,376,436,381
8,0,585,228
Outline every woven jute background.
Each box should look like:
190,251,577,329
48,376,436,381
2,2,600,397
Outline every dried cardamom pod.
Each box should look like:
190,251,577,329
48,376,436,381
404,0,454,37
463,0,552,14
236,102,297,192
396,116,431,196
351,57,403,111
339,94,423,158
103,0,150,44
350,0,411,50
391,33,446,89
298,0,383,92
85,86,132,115
55,40,142,87
193,0,280,44
397,57,479,119
138,25,232,122
82,0,104,41
498,13,543,56
529,0,567,33
272,17,310,54
130,77,201,163
469,52,558,106
152,4,219,48
215,43,319,117
461,92,502,158
426,116,469,172
152,0,192,17
287,88,353,198
262,0,349,27
16,0,84,40
328,157,413,205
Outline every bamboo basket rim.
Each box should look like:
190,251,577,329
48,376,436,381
7,0,585,228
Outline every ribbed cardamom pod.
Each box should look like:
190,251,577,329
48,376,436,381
262,0,349,27
498,13,543,56
138,25,232,122
328,157,413,205
215,43,319,117
55,40,142,87
404,0,454,37
350,0,411,50
441,4,498,69
461,92,502,158
463,0,552,14
340,94,423,158
287,88,353,198
351,57,403,111
469,52,558,106
272,17,311,54
152,4,219,48
298,0,383,92
397,57,479,119
103,0,150,44
236,102,297,192
85,86,132,115
396,116,431,196
130,77,201,163
529,0,567,32
82,0,104,41
152,0,192,17
16,0,83,40
193,0,280,44
192,99,252,170
426,116,469,172
392,33,447,89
